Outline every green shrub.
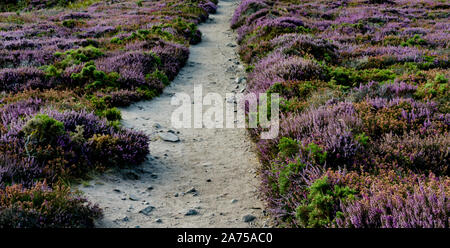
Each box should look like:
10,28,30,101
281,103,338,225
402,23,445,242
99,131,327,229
146,69,169,85
329,67,396,87
62,19,83,29
277,159,306,195
103,107,121,121
354,132,370,146
56,45,103,68
110,37,122,44
278,137,300,158
401,34,427,47
42,65,62,78
295,176,356,228
414,73,449,101
21,114,65,144
305,142,327,164
71,62,119,90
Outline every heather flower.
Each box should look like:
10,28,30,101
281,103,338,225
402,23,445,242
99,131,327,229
233,0,450,228
231,0,269,28
247,52,326,94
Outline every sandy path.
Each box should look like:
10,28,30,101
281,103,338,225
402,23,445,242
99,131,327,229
79,0,267,228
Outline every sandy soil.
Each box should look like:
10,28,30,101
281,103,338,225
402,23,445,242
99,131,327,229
79,0,269,228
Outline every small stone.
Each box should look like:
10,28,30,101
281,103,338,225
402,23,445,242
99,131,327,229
155,218,162,223
206,179,212,182
153,123,161,129
150,174,158,179
235,76,246,84
113,189,121,193
242,215,256,222
158,132,180,142
147,186,154,191
231,199,238,204
128,195,140,201
226,43,236,47
174,193,179,197
186,187,197,194
122,216,129,222
185,209,199,216
139,206,155,216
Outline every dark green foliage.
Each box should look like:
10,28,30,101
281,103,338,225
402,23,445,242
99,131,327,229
401,34,427,47
295,176,356,228
146,69,169,85
354,132,370,146
21,114,65,145
305,142,327,165
329,67,396,87
277,160,306,195
277,137,300,158
55,45,104,68
71,62,119,90
103,107,121,121
61,19,83,28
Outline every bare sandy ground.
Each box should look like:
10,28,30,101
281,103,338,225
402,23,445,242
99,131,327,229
79,0,269,228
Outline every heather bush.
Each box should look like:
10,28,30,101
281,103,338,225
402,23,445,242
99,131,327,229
233,0,450,228
335,171,449,228
248,52,326,94
271,34,339,64
295,176,356,228
374,131,449,175
0,0,216,228
21,114,65,145
231,0,269,29
0,182,102,228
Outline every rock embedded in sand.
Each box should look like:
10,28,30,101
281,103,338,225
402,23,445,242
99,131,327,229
128,195,140,201
242,214,256,222
186,187,197,194
139,206,155,216
158,132,180,142
185,209,199,216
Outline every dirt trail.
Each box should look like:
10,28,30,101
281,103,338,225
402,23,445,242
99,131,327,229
80,0,267,228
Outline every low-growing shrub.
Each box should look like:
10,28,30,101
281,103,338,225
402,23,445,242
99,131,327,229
0,182,102,228
21,114,65,145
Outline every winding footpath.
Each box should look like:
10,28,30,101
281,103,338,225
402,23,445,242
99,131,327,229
80,0,267,228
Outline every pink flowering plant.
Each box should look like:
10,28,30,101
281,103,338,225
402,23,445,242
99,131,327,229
233,0,449,227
